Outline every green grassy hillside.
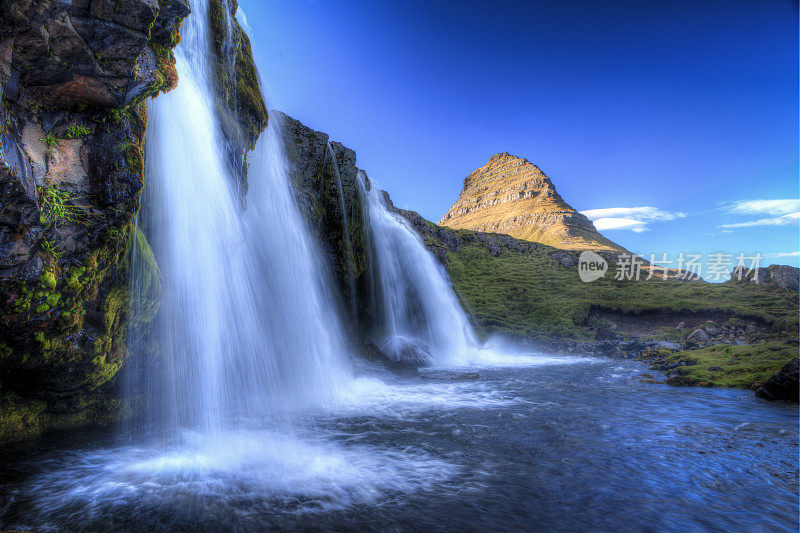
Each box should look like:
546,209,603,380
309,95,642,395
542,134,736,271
445,242,798,342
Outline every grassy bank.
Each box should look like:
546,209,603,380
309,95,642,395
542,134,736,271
444,243,798,342
641,341,798,389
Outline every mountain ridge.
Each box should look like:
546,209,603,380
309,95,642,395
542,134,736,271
439,152,626,252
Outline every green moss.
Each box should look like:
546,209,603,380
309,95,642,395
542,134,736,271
0,394,46,443
45,292,61,308
208,0,268,147
66,265,87,292
39,270,57,291
209,0,228,53
652,341,799,388
131,226,162,327
234,31,268,142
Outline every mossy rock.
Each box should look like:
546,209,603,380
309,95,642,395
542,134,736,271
131,226,162,327
207,0,268,200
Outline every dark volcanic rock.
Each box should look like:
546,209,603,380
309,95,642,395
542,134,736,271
274,111,371,329
358,340,422,377
755,358,799,402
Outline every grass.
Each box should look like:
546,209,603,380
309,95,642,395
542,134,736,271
445,243,799,342
648,341,799,388
37,238,61,259
38,186,89,225
39,131,59,149
63,122,91,139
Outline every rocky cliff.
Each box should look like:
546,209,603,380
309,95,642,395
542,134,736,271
208,0,268,203
0,0,191,443
274,111,372,330
439,152,626,251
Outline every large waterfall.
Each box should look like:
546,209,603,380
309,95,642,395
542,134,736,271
359,175,479,365
139,0,351,434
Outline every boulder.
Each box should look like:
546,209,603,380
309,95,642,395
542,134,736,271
654,341,681,351
685,328,709,348
558,253,576,268
595,326,617,341
382,337,433,368
768,265,799,292
755,358,799,402
358,338,432,377
90,0,159,34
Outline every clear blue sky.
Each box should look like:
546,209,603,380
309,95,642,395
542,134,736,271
239,0,799,270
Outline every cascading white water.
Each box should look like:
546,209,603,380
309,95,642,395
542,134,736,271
359,175,479,365
141,0,351,434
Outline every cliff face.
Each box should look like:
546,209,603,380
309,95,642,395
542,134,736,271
274,111,370,329
0,0,189,442
439,153,626,252
208,0,268,203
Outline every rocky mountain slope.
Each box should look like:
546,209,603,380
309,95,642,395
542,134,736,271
439,152,626,251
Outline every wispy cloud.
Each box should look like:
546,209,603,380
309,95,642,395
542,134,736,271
719,198,800,231
764,251,800,258
580,206,687,233
725,199,800,216
719,211,800,229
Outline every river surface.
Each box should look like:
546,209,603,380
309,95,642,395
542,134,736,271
1,354,797,532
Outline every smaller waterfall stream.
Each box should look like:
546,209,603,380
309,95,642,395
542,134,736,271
359,175,479,365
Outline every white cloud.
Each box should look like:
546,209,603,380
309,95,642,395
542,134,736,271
580,206,686,232
726,199,800,216
719,212,800,229
764,251,800,258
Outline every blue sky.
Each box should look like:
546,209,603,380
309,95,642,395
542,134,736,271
239,0,799,269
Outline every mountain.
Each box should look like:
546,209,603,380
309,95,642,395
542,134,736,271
439,152,625,252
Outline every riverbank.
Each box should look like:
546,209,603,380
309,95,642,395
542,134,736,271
396,209,799,397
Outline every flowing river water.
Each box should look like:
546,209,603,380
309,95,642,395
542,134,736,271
0,354,797,531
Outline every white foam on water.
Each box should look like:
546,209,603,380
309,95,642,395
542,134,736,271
16,432,457,523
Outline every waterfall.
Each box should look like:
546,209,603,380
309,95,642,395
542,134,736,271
358,175,479,365
136,0,351,435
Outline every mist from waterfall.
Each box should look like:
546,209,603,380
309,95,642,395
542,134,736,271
358,175,479,365
136,0,351,435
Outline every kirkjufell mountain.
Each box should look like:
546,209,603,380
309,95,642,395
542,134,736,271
439,153,626,252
